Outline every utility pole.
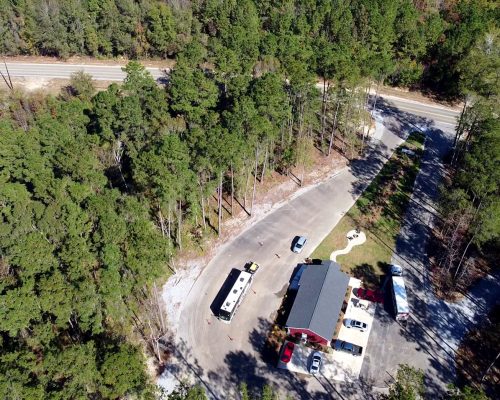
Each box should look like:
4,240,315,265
1,60,14,91
481,350,500,383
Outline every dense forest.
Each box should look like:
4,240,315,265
0,0,497,94
0,0,498,399
434,25,499,292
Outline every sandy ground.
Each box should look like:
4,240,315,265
5,77,124,95
3,77,121,95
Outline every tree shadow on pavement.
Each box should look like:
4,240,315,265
315,370,377,400
349,96,438,199
244,317,328,399
222,351,268,392
400,314,456,398
378,121,500,398
352,263,379,288
459,270,500,317
349,140,390,198
398,284,500,398
248,317,276,365
161,336,220,399
371,96,435,136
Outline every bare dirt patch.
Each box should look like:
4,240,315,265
8,77,129,95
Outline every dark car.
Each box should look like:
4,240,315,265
355,288,384,303
280,341,295,363
333,340,363,356
390,264,403,276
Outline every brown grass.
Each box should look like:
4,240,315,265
428,225,495,301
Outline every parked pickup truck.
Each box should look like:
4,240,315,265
333,340,363,356
245,262,260,274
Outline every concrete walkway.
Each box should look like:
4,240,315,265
330,230,367,262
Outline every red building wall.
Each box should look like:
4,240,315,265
287,327,328,345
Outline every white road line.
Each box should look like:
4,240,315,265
434,121,457,127
2,63,165,80
391,104,459,122
380,93,462,114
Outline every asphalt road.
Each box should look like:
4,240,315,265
362,99,500,396
166,98,461,399
2,61,167,81
361,105,456,394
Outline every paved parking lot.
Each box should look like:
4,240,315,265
326,277,375,381
277,341,315,375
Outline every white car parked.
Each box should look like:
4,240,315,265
292,236,307,253
344,318,368,332
309,351,322,375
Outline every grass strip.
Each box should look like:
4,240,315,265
312,132,425,287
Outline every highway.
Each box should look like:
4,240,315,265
1,63,457,135
1,61,167,81
376,95,459,129
0,61,463,128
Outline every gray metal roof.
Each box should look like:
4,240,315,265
286,260,350,340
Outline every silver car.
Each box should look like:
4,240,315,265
309,351,322,375
344,318,368,332
292,236,307,253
